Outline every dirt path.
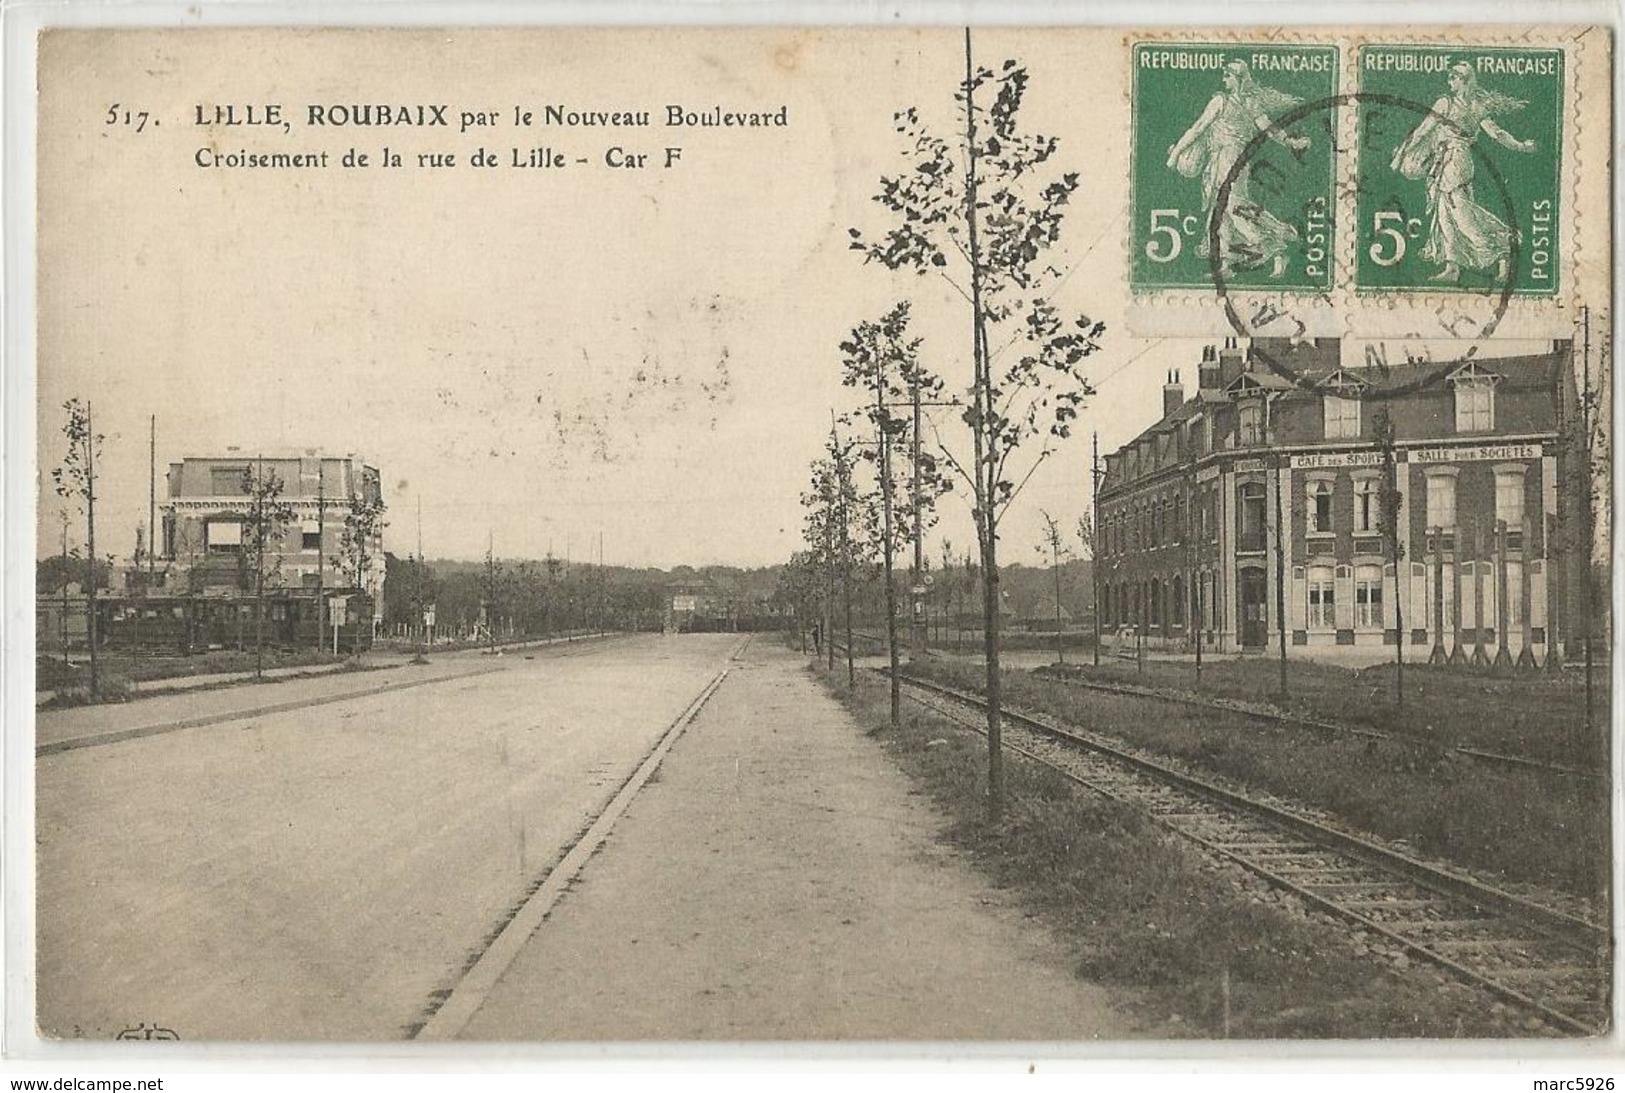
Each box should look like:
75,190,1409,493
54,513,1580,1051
457,640,1139,1041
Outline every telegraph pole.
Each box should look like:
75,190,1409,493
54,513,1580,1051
315,463,325,651
59,510,70,653
910,363,924,662
254,453,266,681
414,494,428,661
1268,398,1288,699
1580,305,1595,737
148,415,157,592
86,402,97,696
876,347,901,726
1091,431,1102,667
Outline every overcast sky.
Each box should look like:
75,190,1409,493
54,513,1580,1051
36,27,1595,569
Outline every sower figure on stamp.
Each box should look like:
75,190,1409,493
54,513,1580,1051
1165,59,1310,279
1390,61,1536,284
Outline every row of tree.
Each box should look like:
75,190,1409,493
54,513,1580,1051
792,33,1106,819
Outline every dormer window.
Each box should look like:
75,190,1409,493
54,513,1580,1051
1324,396,1361,439
1448,361,1501,433
1317,369,1367,441
1238,401,1263,446
1456,379,1495,431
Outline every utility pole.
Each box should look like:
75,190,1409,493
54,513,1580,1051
1092,432,1102,668
254,453,266,681
910,362,924,662
876,347,901,726
315,463,325,652
1579,305,1596,738
1375,406,1405,711
824,454,836,671
59,510,70,653
1270,403,1288,700
148,414,156,593
414,494,428,660
86,402,99,696
1189,477,1202,683
831,413,855,689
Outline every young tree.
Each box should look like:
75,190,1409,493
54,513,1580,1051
51,399,103,695
240,460,296,680
801,425,867,686
802,457,838,668
481,534,505,655
938,538,956,646
334,494,388,637
1077,510,1100,668
851,34,1106,816
840,302,950,726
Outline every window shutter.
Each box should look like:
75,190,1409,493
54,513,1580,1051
1289,566,1307,629
1530,560,1547,628
1410,563,1428,634
1333,564,1354,629
1383,563,1398,629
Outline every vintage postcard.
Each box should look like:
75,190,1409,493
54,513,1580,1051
15,19,1615,1062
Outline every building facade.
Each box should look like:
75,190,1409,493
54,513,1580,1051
1095,337,1584,661
160,452,386,626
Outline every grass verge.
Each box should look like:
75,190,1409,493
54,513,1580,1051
907,658,1607,903
816,662,1556,1038
37,648,349,692
1041,654,1607,769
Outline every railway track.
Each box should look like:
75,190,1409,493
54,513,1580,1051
893,671,1611,1036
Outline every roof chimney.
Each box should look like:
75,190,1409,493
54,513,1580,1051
1163,369,1184,418
1199,345,1223,393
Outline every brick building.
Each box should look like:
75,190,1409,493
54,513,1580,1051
160,452,385,628
1095,337,1585,662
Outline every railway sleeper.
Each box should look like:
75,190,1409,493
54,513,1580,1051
1337,899,1457,914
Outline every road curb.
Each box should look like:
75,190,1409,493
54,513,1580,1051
412,653,736,1041
36,664,508,757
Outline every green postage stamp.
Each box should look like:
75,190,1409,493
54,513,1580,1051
1129,42,1338,294
1355,46,1564,296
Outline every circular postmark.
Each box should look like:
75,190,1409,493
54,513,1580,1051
1210,90,1520,402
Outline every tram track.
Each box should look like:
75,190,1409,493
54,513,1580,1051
891,670,1610,1036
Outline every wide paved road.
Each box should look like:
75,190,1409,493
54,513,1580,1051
35,633,741,1041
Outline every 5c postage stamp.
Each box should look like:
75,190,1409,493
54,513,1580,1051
1130,41,1338,294
1355,45,1564,296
